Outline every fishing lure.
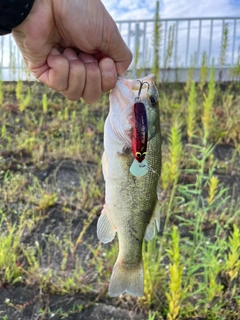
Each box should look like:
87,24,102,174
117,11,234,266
132,102,148,163
130,81,149,177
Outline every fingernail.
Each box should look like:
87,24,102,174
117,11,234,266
51,48,60,55
102,58,115,75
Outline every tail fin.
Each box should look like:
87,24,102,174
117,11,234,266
108,259,144,297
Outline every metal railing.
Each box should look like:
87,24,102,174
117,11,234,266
1,17,240,81
116,17,240,68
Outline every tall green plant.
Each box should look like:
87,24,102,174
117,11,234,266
0,216,23,284
162,119,182,191
164,25,175,68
166,226,183,320
163,24,175,82
16,79,23,101
134,24,142,78
232,48,240,81
219,22,229,82
151,1,162,83
199,51,208,91
161,119,182,232
202,62,216,144
16,80,32,112
185,53,197,92
42,93,48,114
187,81,197,142
225,224,240,281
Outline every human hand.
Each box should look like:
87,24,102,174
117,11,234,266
12,0,132,102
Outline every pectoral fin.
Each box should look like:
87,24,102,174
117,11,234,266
144,200,160,241
130,159,149,177
97,205,116,243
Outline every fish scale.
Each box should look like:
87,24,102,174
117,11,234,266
97,74,161,297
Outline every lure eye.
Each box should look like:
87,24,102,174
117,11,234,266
136,152,147,159
149,95,158,106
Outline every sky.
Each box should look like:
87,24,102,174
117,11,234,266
102,0,240,20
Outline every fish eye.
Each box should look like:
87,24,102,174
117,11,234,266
136,152,142,158
149,95,158,106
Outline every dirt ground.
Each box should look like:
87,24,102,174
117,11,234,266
0,144,239,319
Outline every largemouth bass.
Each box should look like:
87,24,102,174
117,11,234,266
97,74,161,297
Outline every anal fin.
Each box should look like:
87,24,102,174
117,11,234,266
144,200,160,241
97,205,116,244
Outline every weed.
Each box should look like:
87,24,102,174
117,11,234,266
187,81,197,142
16,79,22,101
202,62,216,144
219,22,229,82
205,249,224,304
42,93,48,114
232,50,240,80
148,310,162,320
16,79,32,112
164,25,175,69
142,236,165,306
36,192,58,212
225,224,240,281
199,51,208,91
207,175,219,206
166,226,183,320
162,24,175,82
1,124,7,137
0,216,23,284
133,23,141,78
185,53,197,92
151,1,162,83
161,119,182,191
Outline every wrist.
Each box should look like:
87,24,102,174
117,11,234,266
0,0,35,35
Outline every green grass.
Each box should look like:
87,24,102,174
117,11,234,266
0,70,239,319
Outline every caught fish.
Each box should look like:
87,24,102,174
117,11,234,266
97,74,161,297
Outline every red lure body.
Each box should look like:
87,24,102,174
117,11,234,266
132,102,148,163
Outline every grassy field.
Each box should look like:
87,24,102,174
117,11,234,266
0,72,240,320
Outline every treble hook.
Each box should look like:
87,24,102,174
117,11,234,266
135,80,150,102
